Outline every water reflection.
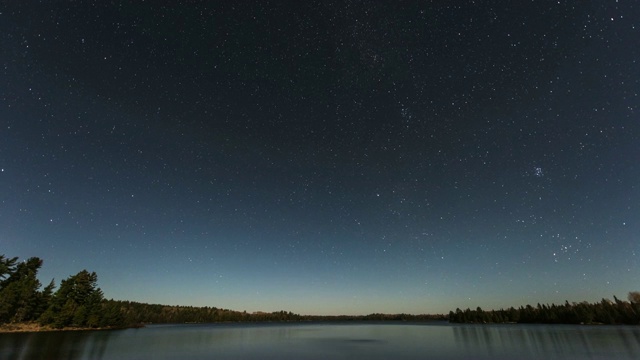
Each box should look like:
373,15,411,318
1,323,639,359
452,324,640,359
0,329,114,360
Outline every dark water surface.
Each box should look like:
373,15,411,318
2,322,639,359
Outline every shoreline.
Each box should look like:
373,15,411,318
0,322,131,333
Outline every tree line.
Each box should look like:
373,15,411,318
99,301,446,324
449,294,640,325
0,254,444,329
97,301,446,325
2,254,638,329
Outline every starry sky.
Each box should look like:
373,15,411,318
1,1,638,316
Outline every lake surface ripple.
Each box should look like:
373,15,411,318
1,322,639,359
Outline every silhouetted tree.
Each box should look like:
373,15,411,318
40,270,106,328
0,255,18,284
0,257,44,323
449,294,640,325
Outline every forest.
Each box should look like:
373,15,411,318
0,255,122,329
0,254,443,329
449,294,640,325
1,254,637,330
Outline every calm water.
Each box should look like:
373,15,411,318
1,322,640,359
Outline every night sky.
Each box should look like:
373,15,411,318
1,1,638,316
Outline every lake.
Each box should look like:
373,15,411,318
1,322,639,359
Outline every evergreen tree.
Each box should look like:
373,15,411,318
35,279,56,319
40,270,106,328
100,300,124,328
0,257,44,323
0,255,18,284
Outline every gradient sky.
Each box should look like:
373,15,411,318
1,1,638,316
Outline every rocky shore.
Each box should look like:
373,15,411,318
0,322,122,333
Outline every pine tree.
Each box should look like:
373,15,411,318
0,255,18,284
0,257,44,323
40,270,106,328
35,279,55,319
